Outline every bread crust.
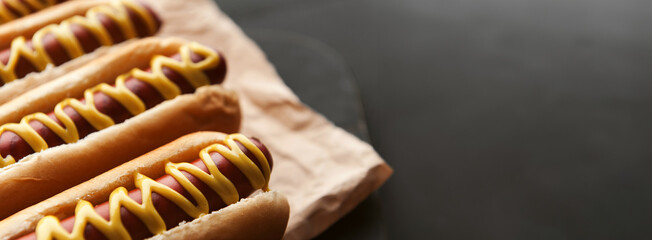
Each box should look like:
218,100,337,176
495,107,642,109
0,39,241,219
0,132,289,240
149,191,290,240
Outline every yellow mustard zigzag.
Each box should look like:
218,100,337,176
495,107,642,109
0,0,157,83
0,42,220,167
0,0,57,24
35,133,271,240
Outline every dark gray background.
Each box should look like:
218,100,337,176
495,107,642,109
217,0,652,239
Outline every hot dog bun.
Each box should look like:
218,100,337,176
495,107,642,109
0,0,73,25
0,38,241,219
149,191,290,240
0,1,105,48
0,0,160,105
0,37,201,125
0,132,289,240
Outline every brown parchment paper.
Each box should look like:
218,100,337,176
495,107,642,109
142,0,393,239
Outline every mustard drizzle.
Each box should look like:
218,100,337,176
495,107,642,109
0,42,220,168
0,0,57,24
0,0,157,83
34,134,271,240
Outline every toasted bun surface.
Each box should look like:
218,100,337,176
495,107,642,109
0,132,289,240
0,78,241,219
148,191,290,240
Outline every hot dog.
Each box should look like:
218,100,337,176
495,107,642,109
0,1,107,50
0,0,67,24
0,38,241,219
0,132,290,240
0,0,160,105
0,40,224,165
